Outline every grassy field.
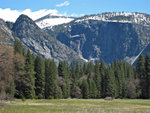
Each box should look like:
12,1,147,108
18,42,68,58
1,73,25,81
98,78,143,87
0,99,150,113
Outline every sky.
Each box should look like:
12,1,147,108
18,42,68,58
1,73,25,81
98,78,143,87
0,0,150,22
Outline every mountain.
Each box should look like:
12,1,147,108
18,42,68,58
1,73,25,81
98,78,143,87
35,14,74,29
0,19,14,46
1,12,150,65
44,12,150,64
11,14,80,64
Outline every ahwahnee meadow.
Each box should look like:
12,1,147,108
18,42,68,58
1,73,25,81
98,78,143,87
1,99,150,113
0,39,150,112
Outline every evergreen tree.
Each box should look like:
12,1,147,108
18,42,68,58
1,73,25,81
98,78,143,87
55,86,63,99
114,60,124,98
120,61,127,98
75,61,81,78
145,54,150,99
23,50,35,99
58,61,70,98
45,59,58,99
71,64,76,79
34,53,45,99
81,80,89,99
83,63,88,75
94,61,101,98
105,66,116,97
86,62,94,75
88,77,98,98
136,54,146,98
14,39,24,55
14,52,25,98
100,60,107,98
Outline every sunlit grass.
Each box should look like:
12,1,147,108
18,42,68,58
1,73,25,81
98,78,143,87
0,99,150,113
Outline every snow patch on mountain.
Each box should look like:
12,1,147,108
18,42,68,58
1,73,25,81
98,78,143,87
70,35,81,38
75,12,150,26
35,14,74,28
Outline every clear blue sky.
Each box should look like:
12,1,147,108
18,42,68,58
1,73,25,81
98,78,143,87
0,0,150,16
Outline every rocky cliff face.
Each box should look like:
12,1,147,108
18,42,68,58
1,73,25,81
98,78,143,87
1,12,150,65
12,14,80,64
0,19,14,46
44,12,150,64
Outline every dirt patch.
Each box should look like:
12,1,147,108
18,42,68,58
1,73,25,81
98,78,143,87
13,102,54,106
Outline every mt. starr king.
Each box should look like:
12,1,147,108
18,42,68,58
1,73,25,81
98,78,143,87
1,12,150,64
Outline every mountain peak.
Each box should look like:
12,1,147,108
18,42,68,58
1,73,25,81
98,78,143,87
16,14,33,22
12,14,41,37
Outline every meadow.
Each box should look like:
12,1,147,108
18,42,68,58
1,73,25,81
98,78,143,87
0,99,150,113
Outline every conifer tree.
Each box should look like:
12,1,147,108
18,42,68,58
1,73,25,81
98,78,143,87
136,54,146,98
86,62,94,75
145,54,150,99
14,39,24,55
23,50,35,99
114,60,124,98
34,53,45,99
81,80,89,99
88,77,98,98
44,59,50,98
75,61,80,78
105,66,116,97
94,61,101,98
45,59,58,99
58,61,70,98
100,60,107,98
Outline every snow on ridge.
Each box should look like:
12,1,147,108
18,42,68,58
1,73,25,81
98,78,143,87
75,12,150,26
36,17,74,29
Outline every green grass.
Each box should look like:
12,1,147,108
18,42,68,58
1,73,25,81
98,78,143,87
0,99,150,113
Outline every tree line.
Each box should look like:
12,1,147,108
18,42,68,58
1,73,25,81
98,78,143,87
0,39,150,100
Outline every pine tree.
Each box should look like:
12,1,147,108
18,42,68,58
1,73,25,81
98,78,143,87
45,59,58,99
58,61,70,98
23,50,35,99
136,54,146,98
100,60,107,98
114,60,125,98
105,66,116,97
55,86,63,99
81,80,89,99
94,61,101,98
88,77,98,98
145,54,150,99
44,59,50,99
14,39,24,55
14,52,25,98
34,53,45,99
75,61,80,78
86,62,94,75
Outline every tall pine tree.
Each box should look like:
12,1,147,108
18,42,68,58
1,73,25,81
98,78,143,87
100,60,107,98
136,54,146,98
58,61,70,98
105,65,116,97
34,53,45,99
23,50,35,99
81,80,89,99
145,54,150,99
94,61,101,98
45,59,59,99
